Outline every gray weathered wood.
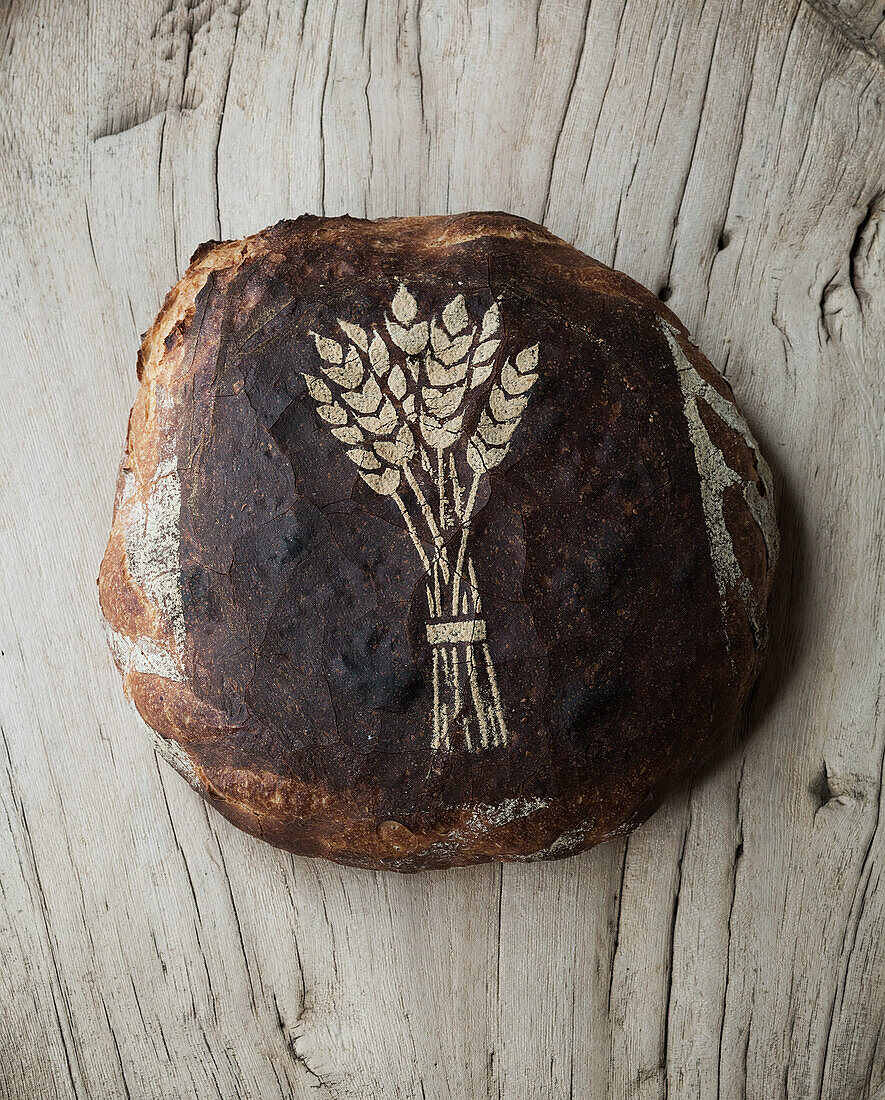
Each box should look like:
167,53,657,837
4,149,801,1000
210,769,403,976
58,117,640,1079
0,0,882,1096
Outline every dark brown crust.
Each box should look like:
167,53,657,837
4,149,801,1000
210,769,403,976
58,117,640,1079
98,212,777,871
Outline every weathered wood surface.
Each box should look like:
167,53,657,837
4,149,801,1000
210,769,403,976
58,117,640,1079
0,0,882,1096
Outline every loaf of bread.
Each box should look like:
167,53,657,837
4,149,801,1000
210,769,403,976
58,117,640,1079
98,212,778,871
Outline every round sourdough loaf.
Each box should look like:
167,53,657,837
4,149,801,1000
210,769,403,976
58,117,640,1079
98,212,778,871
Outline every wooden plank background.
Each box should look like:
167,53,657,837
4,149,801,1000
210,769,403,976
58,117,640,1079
1,0,883,1096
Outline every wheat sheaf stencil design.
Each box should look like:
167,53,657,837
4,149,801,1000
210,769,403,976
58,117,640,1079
300,282,540,754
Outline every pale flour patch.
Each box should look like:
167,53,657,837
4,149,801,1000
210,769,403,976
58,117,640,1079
124,447,186,666
471,796,550,829
512,820,597,861
107,627,185,683
153,733,204,792
120,468,137,506
662,321,779,644
437,796,551,843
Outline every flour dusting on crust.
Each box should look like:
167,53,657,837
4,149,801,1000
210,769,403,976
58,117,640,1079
512,820,598,861
121,383,188,688
662,321,778,646
125,455,185,653
153,733,204,792
107,627,185,682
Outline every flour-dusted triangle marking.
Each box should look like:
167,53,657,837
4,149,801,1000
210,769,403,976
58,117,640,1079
312,332,344,363
472,338,500,365
368,331,390,374
480,301,501,340
303,374,333,403
316,402,349,425
338,318,369,351
388,364,408,400
342,373,384,414
391,282,418,324
442,294,468,335
321,346,364,388
331,424,364,445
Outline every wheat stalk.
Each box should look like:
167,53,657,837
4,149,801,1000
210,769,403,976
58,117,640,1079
446,341,540,614
300,282,538,754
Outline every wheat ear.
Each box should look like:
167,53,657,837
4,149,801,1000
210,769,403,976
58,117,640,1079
466,343,539,476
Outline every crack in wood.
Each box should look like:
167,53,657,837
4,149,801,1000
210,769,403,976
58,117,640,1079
802,0,885,67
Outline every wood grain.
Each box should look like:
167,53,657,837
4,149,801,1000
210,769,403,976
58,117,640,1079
0,0,882,1096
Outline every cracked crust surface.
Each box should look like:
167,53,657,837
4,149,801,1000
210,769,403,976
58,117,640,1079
98,212,777,871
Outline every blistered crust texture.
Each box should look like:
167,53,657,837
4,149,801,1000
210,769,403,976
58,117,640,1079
98,212,777,871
